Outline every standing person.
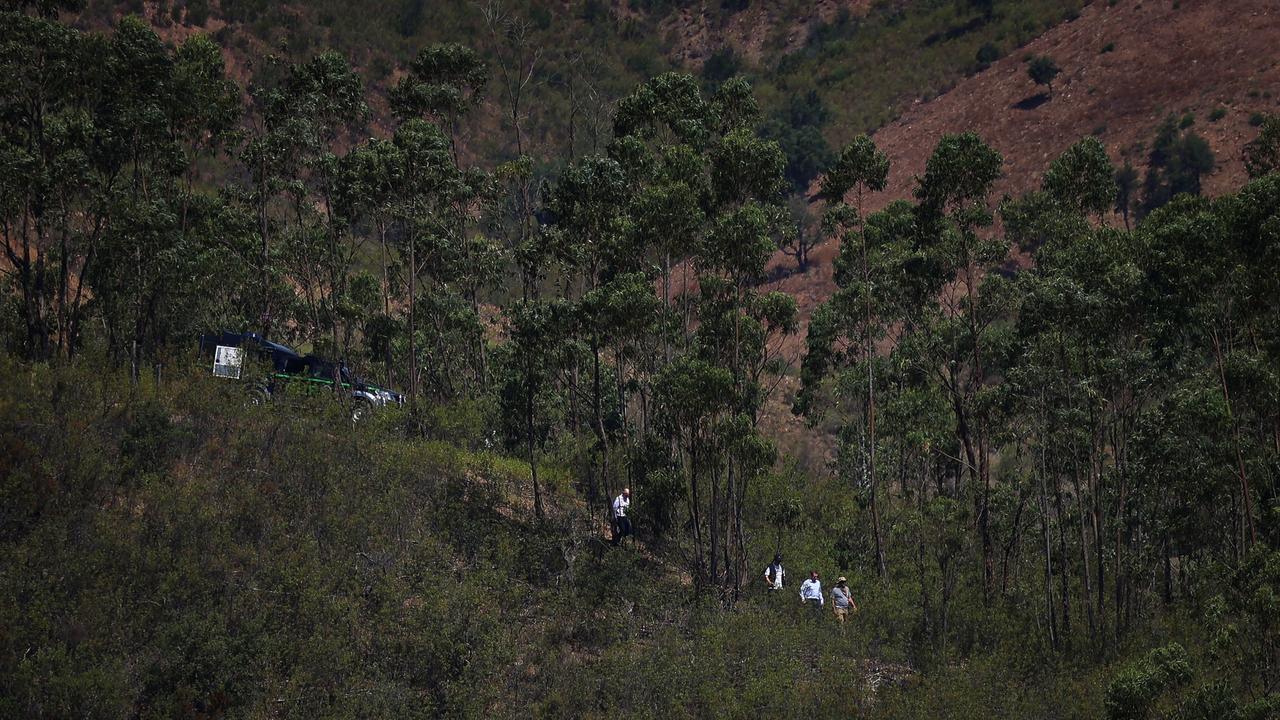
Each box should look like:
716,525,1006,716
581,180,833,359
611,487,632,546
831,576,858,632
799,570,823,618
763,553,786,591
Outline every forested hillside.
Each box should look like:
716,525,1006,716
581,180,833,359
64,0,1096,169
3,0,1280,718
768,0,1280,351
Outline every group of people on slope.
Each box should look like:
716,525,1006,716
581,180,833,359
764,554,859,627
612,494,860,629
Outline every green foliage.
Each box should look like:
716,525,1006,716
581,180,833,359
1140,116,1216,217
0,12,251,362
0,360,528,717
1026,54,1061,95
1042,136,1117,216
3,10,1280,720
1178,683,1245,720
1115,159,1140,226
915,131,1003,223
975,41,1001,70
1104,644,1194,720
613,71,715,147
390,42,487,127
709,128,787,206
700,46,741,88
1243,114,1280,179
760,89,836,194
819,134,890,206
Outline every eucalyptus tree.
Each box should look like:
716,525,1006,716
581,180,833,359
1140,187,1277,554
499,298,576,520
336,138,405,383
1122,175,1280,601
87,18,250,371
1015,227,1148,647
169,34,241,209
482,7,545,409
653,355,736,585
695,199,793,593
799,135,893,577
530,71,720,552
1042,137,1118,218
391,42,487,162
991,142,1280,655
684,81,792,597
392,42,496,387
591,72,794,596
492,152,562,518
1039,138,1142,643
241,50,366,348
389,119,489,399
909,131,1005,601
0,12,244,365
283,52,366,357
580,271,666,502
611,71,719,347
0,10,95,359
543,154,631,505
625,144,706,358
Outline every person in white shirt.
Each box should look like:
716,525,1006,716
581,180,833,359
610,487,632,546
763,554,785,591
799,570,823,618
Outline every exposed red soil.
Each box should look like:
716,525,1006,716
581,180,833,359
762,0,1280,361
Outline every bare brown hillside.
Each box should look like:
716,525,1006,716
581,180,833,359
763,0,1280,359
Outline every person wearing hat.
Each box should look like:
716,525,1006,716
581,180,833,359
831,576,858,630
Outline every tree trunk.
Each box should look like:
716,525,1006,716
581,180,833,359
1039,451,1058,650
864,235,886,578
1053,468,1072,642
527,365,544,521
408,232,417,398
1212,327,1257,546
1073,462,1097,646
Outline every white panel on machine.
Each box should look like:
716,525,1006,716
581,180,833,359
213,345,243,379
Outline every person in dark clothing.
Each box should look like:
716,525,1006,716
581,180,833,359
763,553,786,591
